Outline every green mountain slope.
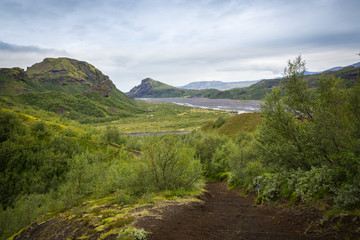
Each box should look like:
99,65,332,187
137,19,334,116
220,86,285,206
0,67,46,95
210,65,360,100
0,58,140,123
26,57,118,96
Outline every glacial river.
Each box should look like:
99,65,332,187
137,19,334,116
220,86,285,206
136,98,262,114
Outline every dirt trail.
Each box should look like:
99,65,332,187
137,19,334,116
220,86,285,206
136,182,343,240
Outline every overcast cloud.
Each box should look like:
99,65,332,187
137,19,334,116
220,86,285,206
0,0,359,91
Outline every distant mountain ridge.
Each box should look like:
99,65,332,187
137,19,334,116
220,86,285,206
178,80,260,90
179,62,360,91
304,62,360,75
0,57,139,123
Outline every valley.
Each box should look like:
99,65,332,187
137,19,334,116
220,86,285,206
1,57,360,240
126,63,360,100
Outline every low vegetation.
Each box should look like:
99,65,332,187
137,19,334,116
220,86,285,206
95,100,227,133
0,107,205,239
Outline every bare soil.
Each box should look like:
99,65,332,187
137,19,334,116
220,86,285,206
13,182,360,240
135,182,358,240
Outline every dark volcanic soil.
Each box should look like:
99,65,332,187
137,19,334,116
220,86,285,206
135,182,352,240
13,182,359,240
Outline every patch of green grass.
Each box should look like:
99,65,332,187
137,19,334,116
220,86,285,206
107,216,134,229
201,112,261,138
93,100,228,133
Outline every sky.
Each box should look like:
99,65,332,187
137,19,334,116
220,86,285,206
0,0,359,92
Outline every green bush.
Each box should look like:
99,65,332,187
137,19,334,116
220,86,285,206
117,227,149,240
129,134,202,194
0,193,51,239
254,166,340,204
207,141,237,179
335,180,360,210
124,135,143,151
0,109,24,142
257,173,283,202
212,116,226,128
293,166,337,203
104,126,121,144
114,190,133,205
194,133,227,177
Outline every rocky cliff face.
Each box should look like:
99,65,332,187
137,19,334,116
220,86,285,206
127,78,189,98
127,78,155,98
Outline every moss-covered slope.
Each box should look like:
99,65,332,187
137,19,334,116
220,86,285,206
0,67,46,95
0,58,140,123
26,57,117,96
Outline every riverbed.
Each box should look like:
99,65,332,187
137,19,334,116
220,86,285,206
136,98,262,114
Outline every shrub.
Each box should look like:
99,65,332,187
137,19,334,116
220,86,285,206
208,141,237,179
130,134,202,194
335,180,360,210
114,190,133,205
293,166,337,203
116,227,149,240
104,126,120,143
258,173,283,202
255,166,340,204
0,193,51,239
212,116,226,128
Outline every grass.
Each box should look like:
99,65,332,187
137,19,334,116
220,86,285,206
92,100,229,133
201,112,262,138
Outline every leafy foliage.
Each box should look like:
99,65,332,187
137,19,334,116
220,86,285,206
117,227,149,240
222,56,360,211
131,134,202,193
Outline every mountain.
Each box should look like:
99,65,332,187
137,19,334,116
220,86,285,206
0,67,46,95
127,78,186,98
0,58,140,123
212,63,360,100
127,78,219,98
304,62,360,76
178,80,260,90
349,62,360,68
127,62,360,100
26,57,118,96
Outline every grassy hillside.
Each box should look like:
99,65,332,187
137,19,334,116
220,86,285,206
201,112,262,138
26,57,117,95
0,68,46,95
0,58,141,123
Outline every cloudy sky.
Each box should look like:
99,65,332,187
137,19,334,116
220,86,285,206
0,0,359,91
